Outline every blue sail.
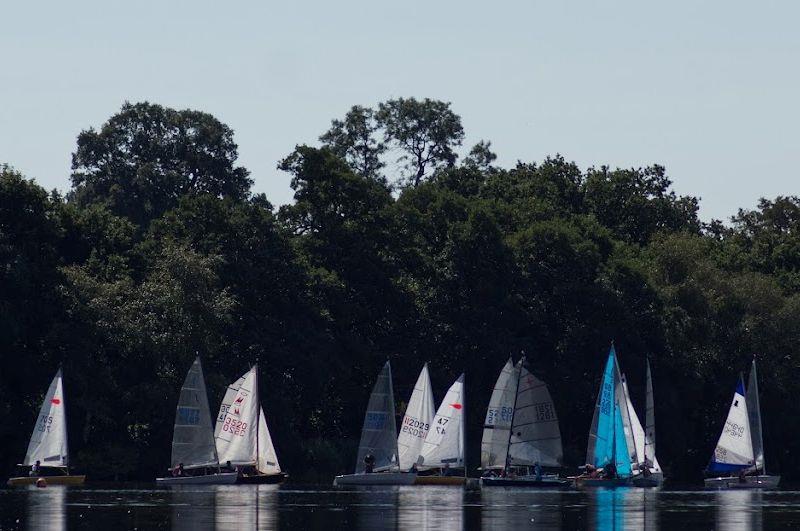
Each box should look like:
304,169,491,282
593,351,617,468
613,402,632,476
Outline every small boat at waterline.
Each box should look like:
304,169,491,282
7,368,86,486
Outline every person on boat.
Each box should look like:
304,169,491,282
738,470,747,483
602,462,617,479
584,463,599,479
364,452,376,473
534,462,542,481
29,460,41,477
171,463,185,477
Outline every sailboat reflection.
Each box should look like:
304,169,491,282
215,485,279,530
398,486,464,530
589,487,658,531
480,488,563,529
26,485,67,531
353,487,399,530
171,487,216,530
716,489,763,531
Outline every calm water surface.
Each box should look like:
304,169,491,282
2,484,799,530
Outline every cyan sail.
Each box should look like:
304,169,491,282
613,403,632,476
588,346,631,477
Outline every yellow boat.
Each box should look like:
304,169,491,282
7,475,86,487
414,475,467,486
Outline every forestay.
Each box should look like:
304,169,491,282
398,364,435,471
481,359,519,470
355,361,399,473
418,374,465,469
24,369,69,467
746,359,765,473
171,357,219,469
215,367,258,466
508,361,563,468
709,376,754,473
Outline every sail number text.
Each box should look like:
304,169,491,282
402,416,430,438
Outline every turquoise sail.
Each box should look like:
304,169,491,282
613,402,632,476
591,346,631,477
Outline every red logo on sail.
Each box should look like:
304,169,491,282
450,403,462,409
50,398,61,405
235,396,244,404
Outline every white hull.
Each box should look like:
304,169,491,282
333,472,417,486
156,472,239,485
704,475,780,489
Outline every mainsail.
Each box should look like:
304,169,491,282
644,358,659,471
708,376,754,472
215,367,259,466
621,374,645,466
398,364,435,471
24,369,68,467
508,360,563,468
418,374,465,469
171,357,219,469
355,361,399,473
746,359,765,473
481,359,519,469
587,346,631,476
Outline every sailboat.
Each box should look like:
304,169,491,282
624,358,664,487
333,360,417,485
415,374,468,485
705,358,780,489
480,356,568,487
7,368,85,486
214,364,286,484
397,363,435,472
156,357,238,485
575,345,634,487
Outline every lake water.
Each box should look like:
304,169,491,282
2,484,800,530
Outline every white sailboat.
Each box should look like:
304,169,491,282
705,359,780,489
156,357,238,485
397,363,435,471
415,373,467,485
7,368,85,486
480,356,568,487
623,359,663,486
214,365,286,483
334,360,417,485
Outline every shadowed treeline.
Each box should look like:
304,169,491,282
2,100,799,483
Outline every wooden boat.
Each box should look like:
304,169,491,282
6,368,85,487
414,475,467,486
333,361,416,486
480,356,567,488
156,357,240,485
704,359,780,489
213,364,286,484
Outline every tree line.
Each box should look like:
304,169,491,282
2,99,800,482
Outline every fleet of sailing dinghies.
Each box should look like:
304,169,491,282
156,357,238,485
480,357,568,487
6,351,784,490
7,369,85,486
213,365,286,484
704,359,780,489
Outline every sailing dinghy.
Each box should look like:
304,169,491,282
574,345,634,488
334,361,417,486
705,359,780,489
624,358,664,487
214,365,286,484
7,368,85,486
397,364,435,472
156,357,238,485
480,357,568,487
415,374,468,485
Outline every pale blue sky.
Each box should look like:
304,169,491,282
1,1,798,221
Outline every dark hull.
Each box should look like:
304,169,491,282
482,476,570,488
237,472,287,484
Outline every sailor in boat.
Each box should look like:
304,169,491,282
171,463,185,477
364,452,376,473
602,462,617,479
29,460,41,477
534,462,542,481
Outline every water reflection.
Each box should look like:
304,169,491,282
480,488,564,529
25,485,66,531
215,485,279,530
398,487,464,530
171,488,216,530
355,488,398,530
716,489,763,531
589,487,659,531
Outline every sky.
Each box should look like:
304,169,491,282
1,0,798,222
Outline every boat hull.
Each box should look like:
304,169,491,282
237,472,287,484
482,476,569,488
632,472,664,487
704,475,780,489
414,475,467,486
156,472,239,485
573,476,632,488
333,472,417,486
7,475,86,487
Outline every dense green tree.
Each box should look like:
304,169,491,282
319,105,386,180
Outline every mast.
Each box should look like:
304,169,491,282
255,363,260,473
750,357,765,474
462,374,467,479
504,354,524,475
60,365,69,472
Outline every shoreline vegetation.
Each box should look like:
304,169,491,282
2,98,800,483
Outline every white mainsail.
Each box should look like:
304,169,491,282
709,376,754,472
215,367,259,466
24,369,69,467
355,361,399,472
746,359,765,473
508,361,563,468
171,357,219,469
643,358,661,472
481,359,519,470
418,374,465,469
621,374,645,466
257,406,281,474
398,364,436,471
